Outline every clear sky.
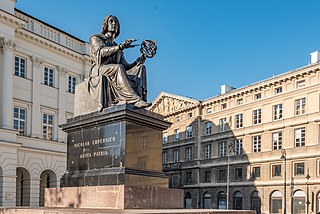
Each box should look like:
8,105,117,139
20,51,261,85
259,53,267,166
15,0,320,102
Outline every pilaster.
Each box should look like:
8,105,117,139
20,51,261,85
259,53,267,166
0,38,15,130
31,56,43,138
29,178,40,207
57,66,67,142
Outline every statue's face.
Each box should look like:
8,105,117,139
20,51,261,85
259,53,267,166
107,16,119,34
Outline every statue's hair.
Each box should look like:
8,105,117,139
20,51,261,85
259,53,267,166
101,15,120,38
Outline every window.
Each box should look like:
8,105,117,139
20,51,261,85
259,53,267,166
219,141,227,157
174,129,180,141
270,191,282,214
252,166,261,179
295,128,305,147
207,108,212,114
204,144,211,159
272,164,281,177
296,80,305,88
235,139,243,155
294,162,305,176
235,113,243,128
219,169,226,181
185,172,192,182
272,132,282,150
187,112,193,118
295,98,306,115
15,56,26,78
186,125,193,138
221,103,227,110
204,171,211,182
203,192,212,209
253,109,262,124
274,87,282,94
42,114,54,140
185,147,192,161
237,98,243,105
252,135,261,153
173,149,179,163
163,131,168,144
254,93,261,100
205,122,212,135
175,116,180,122
162,151,167,164
68,76,77,93
44,67,54,87
235,168,243,180
273,104,283,120
13,107,26,135
219,118,227,132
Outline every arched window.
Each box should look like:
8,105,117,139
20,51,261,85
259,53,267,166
292,190,306,214
217,191,226,209
251,191,261,214
16,167,31,206
185,192,192,209
39,170,57,206
203,192,212,209
234,191,243,210
270,191,282,214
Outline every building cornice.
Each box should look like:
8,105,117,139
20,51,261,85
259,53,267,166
0,9,26,31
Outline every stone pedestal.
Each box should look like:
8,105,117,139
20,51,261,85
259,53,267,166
52,104,183,209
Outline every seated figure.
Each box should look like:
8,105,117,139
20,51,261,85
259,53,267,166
86,15,149,110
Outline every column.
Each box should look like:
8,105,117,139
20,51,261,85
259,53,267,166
31,56,43,138
57,66,67,142
0,38,15,130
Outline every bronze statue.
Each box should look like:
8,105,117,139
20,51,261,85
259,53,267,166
87,15,153,110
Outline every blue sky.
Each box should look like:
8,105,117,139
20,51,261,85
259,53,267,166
15,0,320,102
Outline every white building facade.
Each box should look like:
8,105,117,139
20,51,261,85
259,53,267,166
0,0,90,207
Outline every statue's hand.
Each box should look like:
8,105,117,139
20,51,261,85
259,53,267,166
119,39,137,50
135,55,146,66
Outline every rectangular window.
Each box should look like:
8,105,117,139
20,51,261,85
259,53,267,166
274,87,282,94
185,147,192,161
219,169,226,181
175,116,180,122
253,135,261,153
254,93,261,100
295,98,306,115
204,171,211,182
273,104,283,120
296,80,305,88
174,129,180,141
237,98,243,106
219,118,227,132
252,166,261,179
235,139,243,155
186,172,192,182
235,113,243,128
221,103,227,110
13,107,26,135
15,56,26,78
272,164,282,177
253,109,262,125
42,114,54,140
272,132,282,150
187,112,193,118
162,151,168,164
207,108,212,114
186,125,193,138
295,128,305,147
173,149,179,163
205,122,212,135
44,67,54,87
219,141,227,157
68,76,77,94
235,168,243,180
204,144,211,159
294,162,305,176
163,131,168,144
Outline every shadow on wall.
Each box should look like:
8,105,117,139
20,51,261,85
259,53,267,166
162,118,261,213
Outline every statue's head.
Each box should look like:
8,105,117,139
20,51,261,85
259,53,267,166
101,15,120,38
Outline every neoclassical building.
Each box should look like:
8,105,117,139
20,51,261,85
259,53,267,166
0,0,90,207
149,53,320,213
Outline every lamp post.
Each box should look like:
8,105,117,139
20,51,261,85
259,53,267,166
280,149,287,214
306,169,310,214
226,142,235,210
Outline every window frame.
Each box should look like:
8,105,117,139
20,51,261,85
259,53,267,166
219,118,227,132
205,121,212,135
272,132,282,150
218,141,227,157
68,75,77,94
295,128,306,147
273,104,283,120
204,144,211,159
295,98,306,116
272,164,282,177
174,128,180,141
252,135,261,153
42,113,54,140
294,162,305,176
185,147,192,161
235,113,243,128
44,66,54,87
186,125,193,138
13,106,27,135
235,139,243,155
14,56,26,78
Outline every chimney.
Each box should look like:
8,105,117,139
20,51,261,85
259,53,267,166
310,51,320,64
220,84,235,95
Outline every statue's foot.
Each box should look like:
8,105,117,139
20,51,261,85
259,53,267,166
134,100,151,108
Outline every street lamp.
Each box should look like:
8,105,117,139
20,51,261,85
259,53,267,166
226,142,235,210
280,149,287,214
306,169,310,214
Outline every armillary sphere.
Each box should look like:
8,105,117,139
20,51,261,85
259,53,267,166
140,40,157,58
